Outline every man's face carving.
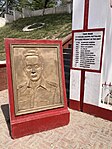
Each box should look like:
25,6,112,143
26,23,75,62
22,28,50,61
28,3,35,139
24,55,42,81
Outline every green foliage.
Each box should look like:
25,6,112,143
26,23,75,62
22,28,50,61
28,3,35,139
31,0,55,10
0,0,56,11
45,0,55,8
31,0,44,10
16,0,32,11
0,13,71,60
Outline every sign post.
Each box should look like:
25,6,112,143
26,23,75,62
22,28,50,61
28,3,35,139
71,0,104,111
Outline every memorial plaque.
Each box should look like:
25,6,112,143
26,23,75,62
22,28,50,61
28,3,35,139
5,39,69,138
72,29,104,72
10,44,64,115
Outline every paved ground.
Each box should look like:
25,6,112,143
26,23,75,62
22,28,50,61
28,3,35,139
0,89,112,149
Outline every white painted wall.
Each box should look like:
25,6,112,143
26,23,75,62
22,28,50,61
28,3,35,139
4,14,14,23
72,0,85,30
13,10,22,21
4,3,72,23
70,69,81,100
71,0,112,110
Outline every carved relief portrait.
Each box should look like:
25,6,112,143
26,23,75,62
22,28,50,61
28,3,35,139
10,44,64,115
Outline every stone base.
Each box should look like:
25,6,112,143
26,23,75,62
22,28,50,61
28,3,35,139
11,108,70,139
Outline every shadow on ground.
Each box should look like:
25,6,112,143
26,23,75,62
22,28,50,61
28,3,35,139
1,104,11,136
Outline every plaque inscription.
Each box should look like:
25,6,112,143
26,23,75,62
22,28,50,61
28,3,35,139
72,31,103,71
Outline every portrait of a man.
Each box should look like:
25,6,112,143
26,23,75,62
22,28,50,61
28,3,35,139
10,44,64,115
18,49,60,111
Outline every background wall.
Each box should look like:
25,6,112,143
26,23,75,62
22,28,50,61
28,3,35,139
71,0,112,111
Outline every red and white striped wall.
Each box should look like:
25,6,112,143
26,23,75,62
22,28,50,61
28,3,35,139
70,0,112,121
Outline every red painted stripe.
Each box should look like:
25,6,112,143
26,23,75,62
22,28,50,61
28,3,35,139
0,64,6,68
69,100,112,121
83,0,89,30
83,103,112,121
69,99,80,111
80,70,85,111
80,0,89,111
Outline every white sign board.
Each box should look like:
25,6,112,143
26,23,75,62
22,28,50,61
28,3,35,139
72,30,104,71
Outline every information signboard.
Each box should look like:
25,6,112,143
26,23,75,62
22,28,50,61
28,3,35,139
72,29,104,72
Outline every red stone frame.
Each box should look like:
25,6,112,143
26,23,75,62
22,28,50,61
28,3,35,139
5,38,70,139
